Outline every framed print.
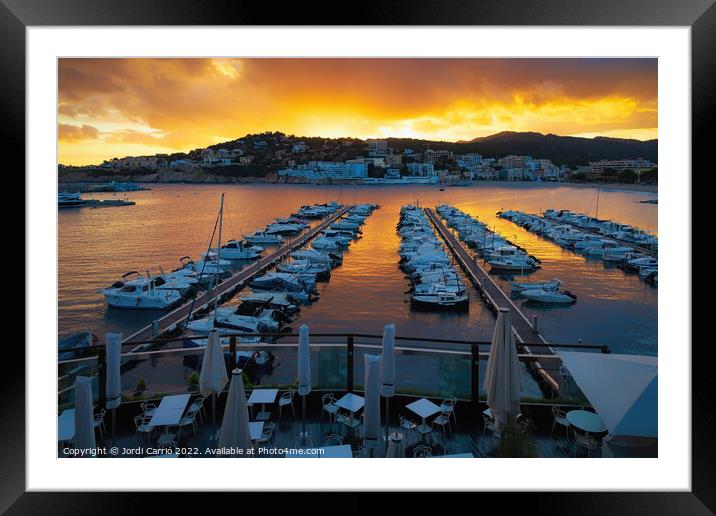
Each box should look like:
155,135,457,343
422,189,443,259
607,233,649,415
6,0,712,512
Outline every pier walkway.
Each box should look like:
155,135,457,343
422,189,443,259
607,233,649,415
122,205,352,347
425,208,559,393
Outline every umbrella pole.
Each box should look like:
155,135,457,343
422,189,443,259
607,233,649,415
211,393,218,441
111,408,116,446
301,395,307,435
384,398,390,441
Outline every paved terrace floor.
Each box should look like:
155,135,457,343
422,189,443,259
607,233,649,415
62,393,586,459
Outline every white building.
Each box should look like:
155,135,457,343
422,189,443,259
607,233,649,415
406,162,435,177
366,139,388,156
292,142,307,153
455,153,482,168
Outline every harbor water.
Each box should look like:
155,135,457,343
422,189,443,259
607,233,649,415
58,183,657,398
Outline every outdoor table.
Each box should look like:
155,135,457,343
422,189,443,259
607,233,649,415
149,394,191,433
58,409,75,443
249,421,265,441
406,398,441,436
320,444,353,458
335,393,365,429
566,410,607,434
156,433,177,447
248,389,279,421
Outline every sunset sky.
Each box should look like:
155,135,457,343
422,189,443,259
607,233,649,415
58,58,657,166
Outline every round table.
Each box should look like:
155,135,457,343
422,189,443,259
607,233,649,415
566,410,607,433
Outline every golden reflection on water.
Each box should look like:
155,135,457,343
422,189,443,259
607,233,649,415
59,183,657,355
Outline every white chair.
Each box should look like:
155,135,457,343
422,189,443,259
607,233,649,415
141,401,157,418
257,422,276,446
353,445,369,458
190,397,206,424
324,433,343,446
439,396,458,426
399,415,418,446
93,409,107,441
574,430,600,457
278,388,296,419
174,410,198,440
413,445,433,458
550,406,571,437
432,409,452,440
134,414,155,444
321,393,339,424
483,409,497,436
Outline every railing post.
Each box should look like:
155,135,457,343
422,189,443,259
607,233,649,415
98,346,107,409
471,343,480,405
229,335,237,370
346,335,354,392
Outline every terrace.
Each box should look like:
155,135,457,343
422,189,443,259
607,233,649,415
58,331,648,459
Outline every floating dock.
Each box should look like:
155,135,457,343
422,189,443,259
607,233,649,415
424,208,560,393
122,205,352,348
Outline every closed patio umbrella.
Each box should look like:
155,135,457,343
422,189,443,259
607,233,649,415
200,328,229,441
105,332,122,445
297,324,311,438
386,432,405,458
74,376,96,451
484,308,523,433
363,354,382,453
218,368,252,456
381,323,396,440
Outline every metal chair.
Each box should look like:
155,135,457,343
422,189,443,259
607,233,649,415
550,406,571,437
574,430,601,457
413,444,433,458
324,433,343,446
439,396,458,426
173,410,198,441
140,401,158,418
321,393,339,424
134,414,155,444
93,409,107,441
399,415,418,446
258,422,276,446
483,409,497,436
278,388,297,419
432,409,452,440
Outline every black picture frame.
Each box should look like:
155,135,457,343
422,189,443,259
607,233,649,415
5,0,709,512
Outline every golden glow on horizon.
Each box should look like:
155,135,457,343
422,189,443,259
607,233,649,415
58,58,658,166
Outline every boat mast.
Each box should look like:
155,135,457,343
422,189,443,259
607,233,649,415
214,193,225,320
595,185,600,219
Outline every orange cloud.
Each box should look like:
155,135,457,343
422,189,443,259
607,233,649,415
58,58,657,165
58,123,100,142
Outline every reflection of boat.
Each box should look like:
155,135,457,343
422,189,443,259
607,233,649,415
522,289,577,304
510,279,561,293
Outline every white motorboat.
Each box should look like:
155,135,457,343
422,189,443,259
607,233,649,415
488,257,538,272
237,292,301,314
243,231,284,245
312,236,346,250
211,239,263,260
265,223,304,235
522,288,577,304
58,191,86,208
100,273,182,309
290,248,340,266
510,279,561,292
277,259,331,279
627,256,658,270
411,286,469,311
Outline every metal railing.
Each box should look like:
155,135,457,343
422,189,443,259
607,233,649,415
58,331,609,407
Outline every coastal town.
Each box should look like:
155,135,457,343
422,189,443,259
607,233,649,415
58,131,657,186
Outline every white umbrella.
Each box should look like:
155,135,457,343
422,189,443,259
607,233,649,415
200,329,229,440
218,368,252,456
363,354,382,453
297,324,311,437
74,376,96,451
381,323,396,440
484,308,523,432
105,332,122,445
